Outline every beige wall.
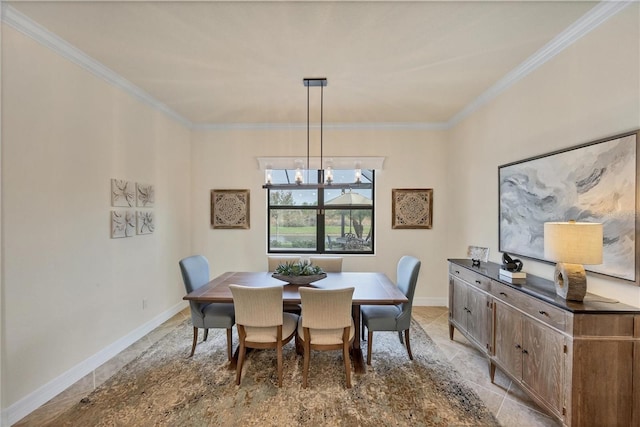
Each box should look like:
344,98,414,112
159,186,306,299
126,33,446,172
1,26,192,406
191,128,450,301
446,5,640,307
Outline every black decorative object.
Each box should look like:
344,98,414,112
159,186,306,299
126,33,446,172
502,253,523,272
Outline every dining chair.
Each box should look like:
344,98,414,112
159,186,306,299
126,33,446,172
267,256,301,271
179,255,235,359
361,255,421,365
229,284,298,387
309,256,343,272
297,287,355,388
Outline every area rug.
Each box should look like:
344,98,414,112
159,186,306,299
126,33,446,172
49,319,500,426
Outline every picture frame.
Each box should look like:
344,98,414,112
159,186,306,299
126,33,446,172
467,246,490,265
498,130,639,283
392,188,433,229
211,189,250,229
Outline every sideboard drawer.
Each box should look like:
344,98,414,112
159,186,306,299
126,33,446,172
449,264,490,291
491,281,566,331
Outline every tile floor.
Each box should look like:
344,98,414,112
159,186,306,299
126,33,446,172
14,306,560,426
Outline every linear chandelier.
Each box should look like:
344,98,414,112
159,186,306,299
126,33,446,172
262,78,369,190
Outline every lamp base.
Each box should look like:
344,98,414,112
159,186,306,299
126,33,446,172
554,262,587,301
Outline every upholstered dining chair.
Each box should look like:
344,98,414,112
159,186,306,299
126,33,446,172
179,255,235,359
309,256,343,272
297,287,355,388
267,256,301,271
229,285,298,387
361,255,421,365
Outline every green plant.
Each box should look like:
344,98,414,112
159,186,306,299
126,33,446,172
274,260,324,276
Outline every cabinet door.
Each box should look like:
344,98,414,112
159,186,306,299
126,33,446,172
493,300,523,378
450,277,468,330
467,286,491,352
522,318,564,414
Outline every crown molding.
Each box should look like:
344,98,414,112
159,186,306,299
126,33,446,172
1,4,193,129
2,1,633,132
446,0,635,128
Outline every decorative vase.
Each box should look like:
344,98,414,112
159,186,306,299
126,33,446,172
272,273,327,285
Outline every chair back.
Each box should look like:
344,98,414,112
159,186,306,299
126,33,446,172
300,287,354,330
396,256,421,327
179,255,210,293
309,257,343,272
268,256,302,271
230,285,283,328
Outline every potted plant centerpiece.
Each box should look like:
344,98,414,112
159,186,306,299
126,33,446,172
272,260,327,285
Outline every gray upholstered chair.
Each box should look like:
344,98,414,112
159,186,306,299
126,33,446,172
361,255,421,365
179,255,235,359
230,285,298,387
268,255,302,271
297,287,355,388
309,256,343,272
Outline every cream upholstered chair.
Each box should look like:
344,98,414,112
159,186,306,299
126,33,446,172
361,255,421,365
179,255,235,359
309,256,343,272
267,256,301,271
297,287,355,388
229,284,298,387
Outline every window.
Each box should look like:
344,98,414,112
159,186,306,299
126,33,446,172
267,169,374,254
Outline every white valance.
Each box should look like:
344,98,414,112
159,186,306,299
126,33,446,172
256,156,385,171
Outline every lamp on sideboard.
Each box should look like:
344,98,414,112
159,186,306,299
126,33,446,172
543,221,603,301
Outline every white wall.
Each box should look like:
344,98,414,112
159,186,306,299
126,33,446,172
1,25,192,409
446,4,640,307
191,127,450,304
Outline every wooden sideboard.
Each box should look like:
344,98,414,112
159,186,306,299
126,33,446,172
448,259,640,427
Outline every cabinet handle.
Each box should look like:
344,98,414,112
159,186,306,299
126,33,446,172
455,270,460,274
475,280,481,284
539,310,548,316
499,292,507,297
515,344,521,349
522,349,529,355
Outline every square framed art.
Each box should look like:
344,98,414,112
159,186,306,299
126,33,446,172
392,188,433,229
211,189,250,229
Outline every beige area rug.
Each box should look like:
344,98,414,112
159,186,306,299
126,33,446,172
49,319,500,426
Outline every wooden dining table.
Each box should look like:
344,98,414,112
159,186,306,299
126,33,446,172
183,271,408,373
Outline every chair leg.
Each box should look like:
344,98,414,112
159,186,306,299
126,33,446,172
343,329,352,388
367,330,373,365
226,328,233,361
361,318,365,341
302,329,311,389
189,327,198,357
398,330,403,344
203,328,209,342
236,342,246,386
404,328,413,360
277,344,283,387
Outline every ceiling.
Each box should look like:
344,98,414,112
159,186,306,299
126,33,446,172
6,1,606,128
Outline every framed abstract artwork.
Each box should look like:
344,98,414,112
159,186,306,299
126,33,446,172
392,188,433,229
136,183,155,207
137,211,155,234
499,130,639,283
111,210,135,238
211,189,250,229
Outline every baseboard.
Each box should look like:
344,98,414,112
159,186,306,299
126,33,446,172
5,301,188,426
414,297,448,307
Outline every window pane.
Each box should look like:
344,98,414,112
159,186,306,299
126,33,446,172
269,189,318,206
325,209,373,252
269,209,317,251
325,189,372,206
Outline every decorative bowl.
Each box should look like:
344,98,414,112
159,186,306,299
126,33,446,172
272,273,327,285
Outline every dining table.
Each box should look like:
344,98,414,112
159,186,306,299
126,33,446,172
183,271,408,373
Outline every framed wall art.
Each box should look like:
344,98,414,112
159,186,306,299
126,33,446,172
111,210,135,238
136,183,155,207
392,188,433,229
211,189,250,229
499,130,639,283
111,179,135,207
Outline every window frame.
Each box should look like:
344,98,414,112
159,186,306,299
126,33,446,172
267,170,375,255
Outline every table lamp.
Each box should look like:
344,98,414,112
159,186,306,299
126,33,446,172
543,221,603,301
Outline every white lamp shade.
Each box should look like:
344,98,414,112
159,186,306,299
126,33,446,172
544,222,603,265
